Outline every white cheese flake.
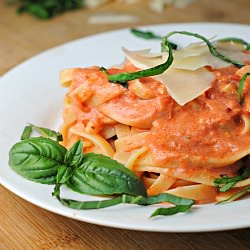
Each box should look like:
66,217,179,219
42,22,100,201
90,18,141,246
154,68,214,106
122,41,250,105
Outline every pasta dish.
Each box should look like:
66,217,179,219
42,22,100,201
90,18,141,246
59,34,250,205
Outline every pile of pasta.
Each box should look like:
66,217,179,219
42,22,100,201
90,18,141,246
59,41,250,204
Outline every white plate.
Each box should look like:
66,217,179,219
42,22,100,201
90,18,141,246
1,23,250,233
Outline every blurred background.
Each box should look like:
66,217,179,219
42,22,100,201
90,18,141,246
1,0,250,75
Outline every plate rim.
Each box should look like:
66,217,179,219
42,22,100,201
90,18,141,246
1,22,250,233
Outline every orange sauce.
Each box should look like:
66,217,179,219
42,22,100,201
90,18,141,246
68,63,250,172
146,65,250,168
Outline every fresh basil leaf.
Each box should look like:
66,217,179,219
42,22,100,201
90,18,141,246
217,37,250,51
131,28,162,40
21,124,63,142
99,67,128,88
238,72,250,104
55,192,194,217
164,31,245,68
27,4,49,19
57,194,125,210
52,183,61,198
99,66,107,72
143,193,194,206
64,140,84,167
119,81,129,89
67,153,147,196
130,28,178,50
56,165,73,184
21,125,32,140
216,187,250,204
219,182,236,192
106,41,173,83
12,0,83,19
9,137,67,184
56,191,194,209
214,167,250,192
150,205,193,217
26,175,56,185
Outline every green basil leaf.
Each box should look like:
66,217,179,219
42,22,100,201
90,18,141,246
27,175,56,185
21,125,32,140
214,167,250,192
131,28,162,40
217,37,250,51
56,165,73,184
28,4,49,19
64,140,84,167
150,205,192,217
28,124,63,141
20,124,63,141
216,187,250,204
143,193,194,206
130,28,178,49
52,183,61,198
106,41,173,83
57,194,124,210
55,192,194,217
164,31,245,68
99,67,128,88
238,72,250,104
56,191,194,209
219,182,236,192
67,153,147,196
13,0,83,19
8,137,67,184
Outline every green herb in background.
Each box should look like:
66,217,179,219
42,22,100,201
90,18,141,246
55,192,194,217
131,28,162,40
238,72,250,104
8,0,83,19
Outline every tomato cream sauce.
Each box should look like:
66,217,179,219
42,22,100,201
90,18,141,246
146,65,250,168
68,63,250,171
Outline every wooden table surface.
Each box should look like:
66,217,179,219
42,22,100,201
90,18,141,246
1,0,250,249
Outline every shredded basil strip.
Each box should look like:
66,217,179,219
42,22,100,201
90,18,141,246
130,28,178,49
107,39,173,82
217,37,250,51
150,205,193,217
9,137,67,184
214,167,250,192
216,187,250,205
131,28,162,40
107,30,246,84
21,125,32,140
164,31,245,68
54,188,194,217
21,123,63,142
238,73,250,104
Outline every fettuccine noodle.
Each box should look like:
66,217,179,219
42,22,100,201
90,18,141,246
59,41,250,204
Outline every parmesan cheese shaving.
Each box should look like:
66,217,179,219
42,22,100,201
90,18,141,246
122,47,167,69
173,42,250,70
154,68,214,106
122,41,250,105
